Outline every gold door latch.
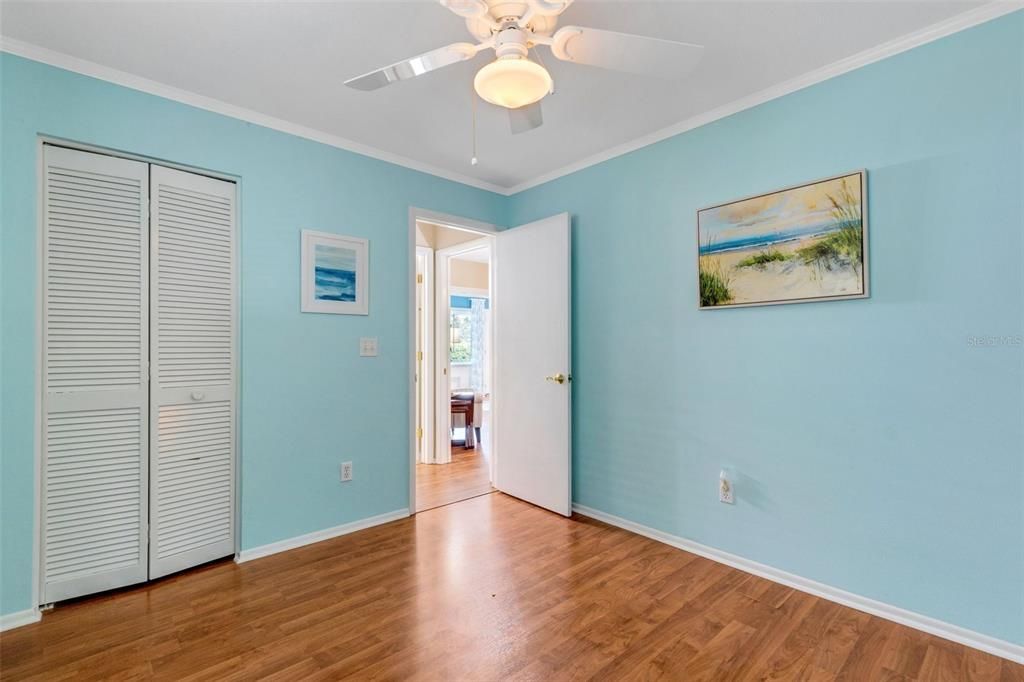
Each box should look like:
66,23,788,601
545,373,571,385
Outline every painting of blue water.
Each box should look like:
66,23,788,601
697,172,866,308
314,244,357,302
698,223,840,255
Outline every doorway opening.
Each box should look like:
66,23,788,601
409,209,572,519
413,214,497,513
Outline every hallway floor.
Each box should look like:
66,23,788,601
415,422,493,512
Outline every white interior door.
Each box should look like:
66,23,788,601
415,246,434,465
432,249,453,465
41,145,150,603
494,213,571,516
415,253,424,461
149,165,237,579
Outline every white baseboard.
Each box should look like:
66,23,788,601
235,508,410,563
1,510,410,630
0,608,41,632
572,504,1024,664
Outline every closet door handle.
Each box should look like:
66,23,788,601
190,391,205,401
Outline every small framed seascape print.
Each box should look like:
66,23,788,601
301,230,369,315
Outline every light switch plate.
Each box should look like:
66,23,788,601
359,337,378,357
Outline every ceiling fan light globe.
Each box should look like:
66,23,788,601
474,58,553,109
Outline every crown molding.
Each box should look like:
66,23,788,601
504,2,1024,195
2,3,1020,197
0,36,508,196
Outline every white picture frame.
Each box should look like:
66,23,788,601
301,230,369,315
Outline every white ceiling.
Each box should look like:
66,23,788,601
0,1,990,191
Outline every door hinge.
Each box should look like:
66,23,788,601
417,351,423,361
416,427,423,440
416,274,424,284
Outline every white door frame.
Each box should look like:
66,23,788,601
434,237,494,467
34,137,242,612
407,208,499,514
415,246,434,465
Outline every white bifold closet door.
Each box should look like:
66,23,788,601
41,148,236,600
148,166,236,579
41,146,151,603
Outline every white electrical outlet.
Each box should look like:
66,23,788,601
719,470,735,504
341,461,353,482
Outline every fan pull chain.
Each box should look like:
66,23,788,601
531,46,554,94
470,84,479,166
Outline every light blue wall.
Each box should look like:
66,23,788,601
508,12,1024,645
0,53,506,615
2,11,1022,645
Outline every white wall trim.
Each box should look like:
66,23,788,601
1,608,41,632
503,2,1024,194
572,503,1024,665
4,4,1020,197
451,285,489,298
0,36,506,196
235,508,409,563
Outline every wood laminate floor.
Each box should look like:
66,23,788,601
416,422,493,512
1,493,1019,681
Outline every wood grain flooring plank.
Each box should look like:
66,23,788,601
1,493,1019,681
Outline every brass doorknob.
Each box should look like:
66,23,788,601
545,373,571,384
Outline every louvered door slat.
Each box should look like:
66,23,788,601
41,146,149,603
149,166,236,580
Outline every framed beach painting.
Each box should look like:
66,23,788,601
301,230,368,315
697,170,868,309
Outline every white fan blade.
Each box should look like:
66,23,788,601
439,0,489,19
509,101,543,134
525,0,575,17
550,26,703,78
345,43,480,91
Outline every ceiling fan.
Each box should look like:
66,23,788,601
344,0,704,135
